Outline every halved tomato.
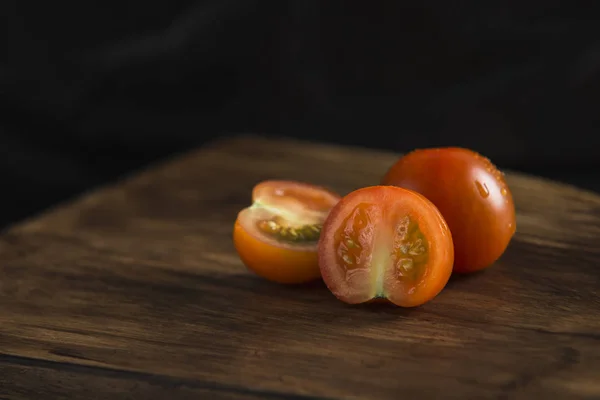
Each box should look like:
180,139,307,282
318,186,454,307
233,180,341,284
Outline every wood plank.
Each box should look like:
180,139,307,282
1,134,600,399
0,355,294,400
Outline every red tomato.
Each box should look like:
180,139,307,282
381,147,516,273
233,180,341,284
318,186,454,307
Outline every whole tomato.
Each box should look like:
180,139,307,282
381,148,516,273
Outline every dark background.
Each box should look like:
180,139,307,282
1,1,599,229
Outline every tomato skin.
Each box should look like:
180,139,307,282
318,185,454,307
381,147,516,273
233,180,341,284
233,220,321,284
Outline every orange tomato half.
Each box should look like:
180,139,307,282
233,180,341,284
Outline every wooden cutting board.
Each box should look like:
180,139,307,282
1,135,599,400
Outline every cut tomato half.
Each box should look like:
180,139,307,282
233,180,341,284
318,186,454,307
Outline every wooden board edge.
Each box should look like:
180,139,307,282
217,135,600,202
4,133,600,235
0,134,252,235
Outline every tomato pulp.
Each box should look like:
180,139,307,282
233,180,341,284
381,147,516,273
318,186,454,307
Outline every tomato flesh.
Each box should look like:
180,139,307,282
234,180,341,284
318,186,454,307
381,147,516,273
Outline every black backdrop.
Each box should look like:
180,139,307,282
1,1,599,228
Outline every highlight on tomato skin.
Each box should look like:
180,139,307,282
317,185,454,307
233,180,341,284
381,147,516,274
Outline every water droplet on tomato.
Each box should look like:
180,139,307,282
500,187,508,197
475,181,490,198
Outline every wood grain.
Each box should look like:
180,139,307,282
1,134,600,400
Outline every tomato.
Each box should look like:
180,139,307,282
381,147,516,273
318,186,454,307
233,180,341,284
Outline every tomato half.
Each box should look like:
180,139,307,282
233,180,341,284
318,186,454,307
381,147,516,273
